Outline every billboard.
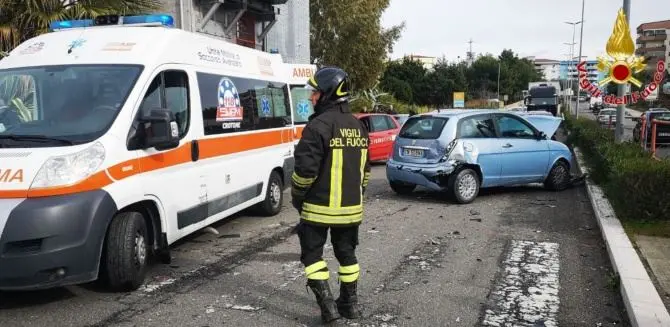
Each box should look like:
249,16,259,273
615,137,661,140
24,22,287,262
453,92,465,108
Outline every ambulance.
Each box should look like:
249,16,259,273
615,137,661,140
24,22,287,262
0,14,298,291
285,63,317,141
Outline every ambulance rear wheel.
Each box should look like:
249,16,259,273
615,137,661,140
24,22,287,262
102,211,149,292
253,171,284,216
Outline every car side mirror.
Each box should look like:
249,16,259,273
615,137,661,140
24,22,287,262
537,131,547,140
139,108,180,150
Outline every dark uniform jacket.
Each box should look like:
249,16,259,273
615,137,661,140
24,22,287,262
291,102,371,227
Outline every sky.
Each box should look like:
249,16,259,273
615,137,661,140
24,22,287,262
381,0,670,62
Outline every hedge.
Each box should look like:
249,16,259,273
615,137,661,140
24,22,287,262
565,116,670,221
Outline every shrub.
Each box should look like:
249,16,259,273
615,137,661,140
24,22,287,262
566,116,670,221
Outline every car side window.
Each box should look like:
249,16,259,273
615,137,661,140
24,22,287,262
495,115,536,138
371,115,392,132
384,116,397,130
457,115,496,138
359,116,372,132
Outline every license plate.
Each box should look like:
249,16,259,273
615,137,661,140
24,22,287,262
659,132,670,137
403,148,424,157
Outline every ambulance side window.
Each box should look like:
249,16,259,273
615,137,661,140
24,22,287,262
196,71,291,135
129,70,190,150
137,70,190,138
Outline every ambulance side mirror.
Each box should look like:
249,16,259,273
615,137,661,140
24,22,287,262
139,108,180,150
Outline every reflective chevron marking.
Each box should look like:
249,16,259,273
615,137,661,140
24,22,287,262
482,240,560,327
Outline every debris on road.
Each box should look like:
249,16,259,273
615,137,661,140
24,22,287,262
469,209,481,216
218,233,241,239
470,218,482,222
224,304,262,312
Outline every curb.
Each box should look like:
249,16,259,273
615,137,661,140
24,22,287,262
574,148,670,327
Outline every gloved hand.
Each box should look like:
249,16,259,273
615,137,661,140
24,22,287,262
291,198,303,213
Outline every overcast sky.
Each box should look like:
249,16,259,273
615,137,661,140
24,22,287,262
381,0,670,62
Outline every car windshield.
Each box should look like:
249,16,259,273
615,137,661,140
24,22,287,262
650,112,670,121
0,64,142,147
529,97,557,105
601,110,616,116
398,116,448,139
290,85,314,124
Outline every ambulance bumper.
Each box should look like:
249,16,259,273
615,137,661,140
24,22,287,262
0,190,117,291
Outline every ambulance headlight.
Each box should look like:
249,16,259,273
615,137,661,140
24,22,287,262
31,142,106,189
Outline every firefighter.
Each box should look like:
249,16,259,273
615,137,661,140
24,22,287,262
291,67,371,323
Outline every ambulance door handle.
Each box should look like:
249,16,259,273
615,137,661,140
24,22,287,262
191,140,200,162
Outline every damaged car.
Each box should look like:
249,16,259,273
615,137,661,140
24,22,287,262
385,110,573,204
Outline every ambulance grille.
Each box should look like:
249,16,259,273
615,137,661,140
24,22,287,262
0,152,31,158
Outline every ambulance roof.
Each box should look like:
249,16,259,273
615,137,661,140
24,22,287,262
2,25,286,81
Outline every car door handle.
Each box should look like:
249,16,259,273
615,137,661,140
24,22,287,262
502,143,513,148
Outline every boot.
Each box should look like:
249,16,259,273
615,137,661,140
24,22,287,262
336,281,362,319
307,279,341,323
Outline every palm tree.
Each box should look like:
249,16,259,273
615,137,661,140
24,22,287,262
0,0,162,52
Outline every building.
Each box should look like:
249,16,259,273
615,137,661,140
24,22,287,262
559,60,605,84
158,0,310,64
405,54,437,71
635,20,670,71
529,58,560,80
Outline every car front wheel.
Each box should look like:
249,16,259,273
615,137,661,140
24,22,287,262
448,168,480,204
102,211,149,292
544,161,570,191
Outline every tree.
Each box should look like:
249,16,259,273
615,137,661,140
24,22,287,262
0,0,161,52
379,58,428,104
310,0,404,90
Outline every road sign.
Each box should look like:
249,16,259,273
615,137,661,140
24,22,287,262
453,92,465,108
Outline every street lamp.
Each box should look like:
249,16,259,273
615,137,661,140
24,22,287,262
565,20,582,114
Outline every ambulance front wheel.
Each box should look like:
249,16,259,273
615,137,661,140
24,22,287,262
101,211,149,292
253,170,284,216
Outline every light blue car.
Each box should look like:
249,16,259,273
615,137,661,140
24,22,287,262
385,109,573,204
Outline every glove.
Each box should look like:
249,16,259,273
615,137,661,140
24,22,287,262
291,198,303,213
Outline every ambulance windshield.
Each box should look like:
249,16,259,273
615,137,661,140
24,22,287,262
0,64,142,147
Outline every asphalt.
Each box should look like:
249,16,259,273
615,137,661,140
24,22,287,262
0,154,629,327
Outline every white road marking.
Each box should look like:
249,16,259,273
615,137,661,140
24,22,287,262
482,240,560,327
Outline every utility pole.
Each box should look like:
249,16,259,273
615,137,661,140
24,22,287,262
615,0,631,143
575,0,586,118
497,62,501,101
467,38,474,66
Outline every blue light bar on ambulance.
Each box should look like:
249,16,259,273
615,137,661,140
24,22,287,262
49,14,174,32
49,19,94,31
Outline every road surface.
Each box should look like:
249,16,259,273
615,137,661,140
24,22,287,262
0,159,629,326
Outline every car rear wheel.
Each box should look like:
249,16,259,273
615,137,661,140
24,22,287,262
544,160,570,191
102,211,149,292
389,181,416,195
448,168,480,204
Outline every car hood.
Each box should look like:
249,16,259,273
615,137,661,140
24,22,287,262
522,115,563,137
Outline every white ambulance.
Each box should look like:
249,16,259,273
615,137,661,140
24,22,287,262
0,14,297,291
285,63,317,141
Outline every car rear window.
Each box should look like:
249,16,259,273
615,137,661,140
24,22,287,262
398,116,448,139
651,112,670,121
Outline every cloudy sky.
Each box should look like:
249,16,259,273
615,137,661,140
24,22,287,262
381,0,670,62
